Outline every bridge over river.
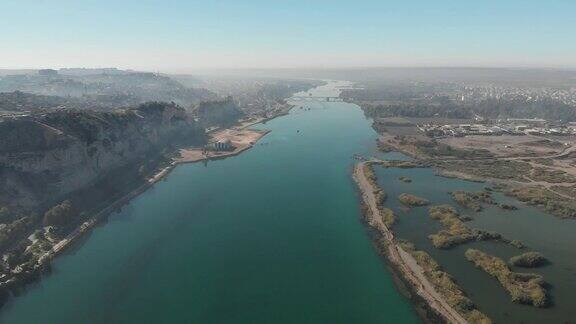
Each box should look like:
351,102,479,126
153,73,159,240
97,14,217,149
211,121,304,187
290,95,344,102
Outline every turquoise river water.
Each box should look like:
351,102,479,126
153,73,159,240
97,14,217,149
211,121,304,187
0,82,421,323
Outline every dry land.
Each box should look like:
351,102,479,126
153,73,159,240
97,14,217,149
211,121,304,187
371,116,576,219
439,135,567,158
177,128,269,163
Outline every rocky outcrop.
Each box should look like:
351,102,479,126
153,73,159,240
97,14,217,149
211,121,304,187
0,102,204,208
193,96,244,127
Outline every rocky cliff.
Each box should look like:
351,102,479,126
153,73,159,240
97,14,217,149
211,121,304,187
0,102,204,209
193,96,244,127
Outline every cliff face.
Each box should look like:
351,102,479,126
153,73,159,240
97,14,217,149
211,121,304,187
0,102,203,208
194,97,244,127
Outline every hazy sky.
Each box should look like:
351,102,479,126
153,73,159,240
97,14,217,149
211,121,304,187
1,0,575,71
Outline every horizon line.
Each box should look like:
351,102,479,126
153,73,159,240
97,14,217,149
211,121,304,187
2,65,576,73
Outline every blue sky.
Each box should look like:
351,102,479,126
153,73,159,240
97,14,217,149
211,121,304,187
1,0,575,71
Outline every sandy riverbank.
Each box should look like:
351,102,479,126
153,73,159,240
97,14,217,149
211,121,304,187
353,161,468,324
176,128,270,164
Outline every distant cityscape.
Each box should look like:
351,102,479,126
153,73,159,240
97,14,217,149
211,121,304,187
419,118,576,138
448,84,576,108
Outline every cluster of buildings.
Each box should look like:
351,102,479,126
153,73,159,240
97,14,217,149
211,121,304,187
419,118,576,138
205,139,234,151
457,85,576,107
0,111,32,121
419,123,503,137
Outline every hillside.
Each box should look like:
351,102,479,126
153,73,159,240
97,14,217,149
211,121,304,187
0,70,217,110
193,96,244,127
0,102,205,209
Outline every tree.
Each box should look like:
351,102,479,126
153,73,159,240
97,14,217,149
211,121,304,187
0,207,10,223
43,200,77,226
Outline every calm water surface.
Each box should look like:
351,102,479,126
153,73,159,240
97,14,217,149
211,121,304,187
375,165,576,323
0,82,420,323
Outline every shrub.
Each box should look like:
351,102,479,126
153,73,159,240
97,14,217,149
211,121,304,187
43,200,77,226
398,193,430,207
509,252,547,268
465,249,548,308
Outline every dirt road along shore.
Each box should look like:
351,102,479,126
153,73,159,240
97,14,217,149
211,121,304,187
353,162,468,324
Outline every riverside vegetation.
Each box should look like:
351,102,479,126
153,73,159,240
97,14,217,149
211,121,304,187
506,186,576,219
433,161,576,219
365,159,566,321
451,190,517,212
509,252,547,268
363,163,395,227
465,249,549,308
451,191,495,212
364,162,496,322
397,193,430,207
399,241,492,324
360,162,483,323
434,160,533,182
427,205,517,249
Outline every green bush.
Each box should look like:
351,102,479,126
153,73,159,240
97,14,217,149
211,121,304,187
43,200,77,226
509,252,547,268
399,241,492,323
465,249,548,308
451,191,495,212
398,193,430,207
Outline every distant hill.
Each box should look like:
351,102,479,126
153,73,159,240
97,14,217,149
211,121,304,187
0,91,75,112
0,69,218,110
193,96,244,127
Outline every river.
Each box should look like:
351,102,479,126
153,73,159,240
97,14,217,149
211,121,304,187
0,81,420,323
